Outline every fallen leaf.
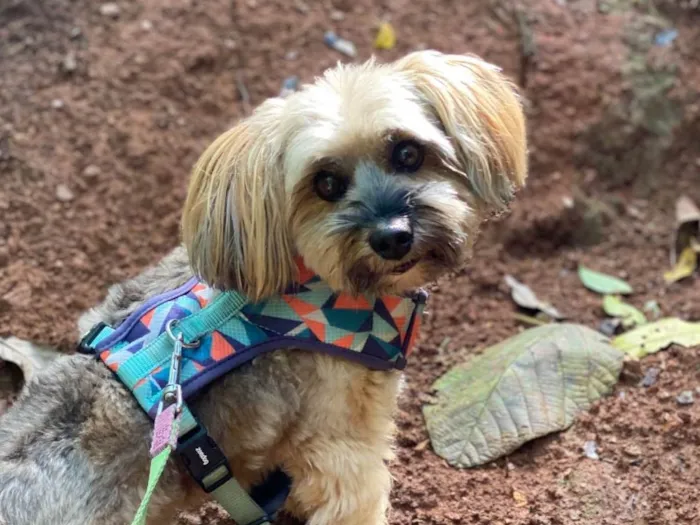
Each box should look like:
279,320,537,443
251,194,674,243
578,265,633,295
374,22,396,50
0,337,59,383
612,318,700,359
663,246,697,284
602,295,646,328
672,196,700,264
423,324,623,468
505,275,564,320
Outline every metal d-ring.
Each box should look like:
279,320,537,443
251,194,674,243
165,319,200,348
157,319,200,416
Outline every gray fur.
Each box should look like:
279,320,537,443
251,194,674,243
0,246,306,525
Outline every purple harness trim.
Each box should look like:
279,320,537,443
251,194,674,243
94,276,199,351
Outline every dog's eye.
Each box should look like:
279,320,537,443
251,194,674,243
391,140,424,173
313,170,348,202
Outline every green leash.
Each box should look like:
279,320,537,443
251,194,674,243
129,324,271,525
130,404,181,525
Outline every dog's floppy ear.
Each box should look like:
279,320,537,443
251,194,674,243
181,99,295,300
396,51,527,210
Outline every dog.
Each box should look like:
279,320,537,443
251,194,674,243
0,50,527,525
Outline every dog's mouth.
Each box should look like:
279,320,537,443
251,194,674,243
391,257,421,275
390,250,446,275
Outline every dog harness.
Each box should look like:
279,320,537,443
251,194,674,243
78,259,427,525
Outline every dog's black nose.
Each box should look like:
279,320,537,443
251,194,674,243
369,218,413,260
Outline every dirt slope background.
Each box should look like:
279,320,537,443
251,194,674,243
1,0,699,524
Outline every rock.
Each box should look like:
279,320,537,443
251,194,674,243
141,19,153,31
623,444,642,457
330,9,345,21
51,99,65,109
294,0,309,13
658,390,672,401
82,165,101,178
599,318,622,337
639,367,660,387
70,27,82,39
285,50,299,61
583,440,599,460
676,390,694,406
99,2,121,17
55,184,74,202
62,51,77,73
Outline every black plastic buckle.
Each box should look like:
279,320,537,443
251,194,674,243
76,321,108,355
177,425,233,493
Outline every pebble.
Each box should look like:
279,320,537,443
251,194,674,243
285,50,299,61
623,444,642,457
658,390,672,401
279,76,299,98
676,390,694,406
55,184,74,202
324,31,357,58
639,367,660,388
330,9,345,21
141,19,153,31
62,52,77,73
583,440,599,460
82,165,101,178
294,0,309,13
70,27,82,39
99,2,121,17
51,99,65,109
599,318,622,337
223,39,237,50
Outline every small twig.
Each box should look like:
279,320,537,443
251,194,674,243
235,72,251,116
515,9,537,88
513,313,548,326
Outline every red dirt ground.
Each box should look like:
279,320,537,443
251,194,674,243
1,0,699,524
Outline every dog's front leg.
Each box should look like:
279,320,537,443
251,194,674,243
284,437,392,525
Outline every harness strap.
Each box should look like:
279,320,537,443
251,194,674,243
79,292,278,525
117,290,248,387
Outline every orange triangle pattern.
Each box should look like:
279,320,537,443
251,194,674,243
295,257,316,284
284,296,318,317
211,331,235,361
141,308,155,328
334,293,372,310
382,296,402,313
334,333,355,349
305,318,326,341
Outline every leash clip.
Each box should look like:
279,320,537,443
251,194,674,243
157,320,199,416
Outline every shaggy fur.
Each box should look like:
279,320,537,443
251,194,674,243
0,51,527,525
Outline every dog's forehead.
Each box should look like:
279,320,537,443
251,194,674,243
282,69,447,189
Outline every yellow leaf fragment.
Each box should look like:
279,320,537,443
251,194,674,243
663,246,697,284
374,22,396,50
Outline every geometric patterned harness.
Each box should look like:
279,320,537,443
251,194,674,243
79,258,427,525
89,258,426,419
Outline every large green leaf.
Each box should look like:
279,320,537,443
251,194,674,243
423,324,623,468
578,265,633,295
612,318,700,359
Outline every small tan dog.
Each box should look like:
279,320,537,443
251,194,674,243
0,51,526,525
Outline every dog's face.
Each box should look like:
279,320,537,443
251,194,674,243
182,51,527,299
